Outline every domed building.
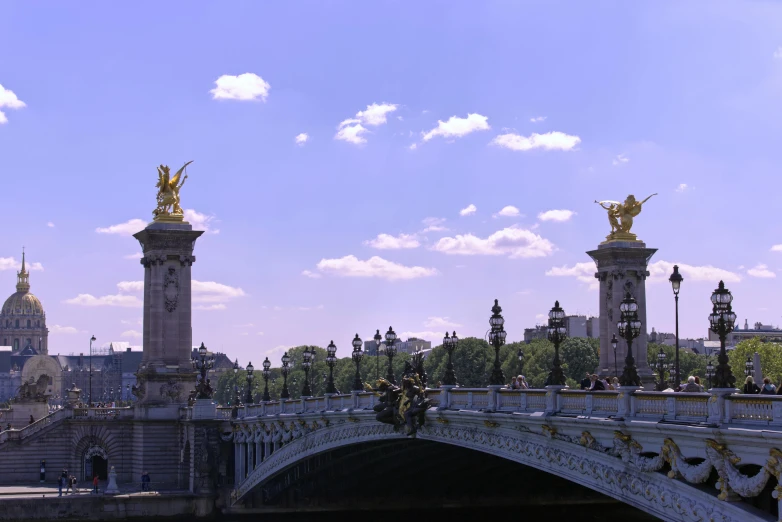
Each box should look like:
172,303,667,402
0,251,48,355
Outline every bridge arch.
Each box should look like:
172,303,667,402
232,415,769,522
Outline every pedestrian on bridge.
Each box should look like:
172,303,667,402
743,376,760,394
92,475,99,494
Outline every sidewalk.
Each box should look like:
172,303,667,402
0,484,188,498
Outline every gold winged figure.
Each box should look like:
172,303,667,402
594,193,656,242
153,161,193,221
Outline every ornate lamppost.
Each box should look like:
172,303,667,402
373,329,382,380
442,331,459,386
384,327,397,385
89,335,96,406
655,346,668,391
517,348,524,377
351,334,364,391
611,333,619,379
745,356,754,377
709,281,737,389
706,359,715,389
618,292,642,387
669,265,684,388
245,362,255,404
192,342,215,399
326,341,338,394
280,352,292,399
546,301,567,386
231,359,240,418
261,357,271,401
301,348,313,397
488,299,507,386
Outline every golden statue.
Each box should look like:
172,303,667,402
595,193,657,242
153,161,193,222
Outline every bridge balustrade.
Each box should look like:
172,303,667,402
726,394,782,424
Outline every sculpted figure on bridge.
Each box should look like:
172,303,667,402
595,193,657,242
369,355,432,436
153,161,192,221
15,375,50,403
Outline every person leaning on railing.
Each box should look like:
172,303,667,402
681,376,703,392
743,376,761,394
760,378,777,395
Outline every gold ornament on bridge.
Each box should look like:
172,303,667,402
594,193,657,242
153,161,193,222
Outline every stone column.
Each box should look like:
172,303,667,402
133,222,203,411
234,443,241,485
588,241,657,388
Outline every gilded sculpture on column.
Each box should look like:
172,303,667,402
153,161,193,221
595,193,657,242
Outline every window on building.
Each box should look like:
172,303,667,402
26,320,30,328
36,320,40,327
13,339,18,351
14,320,18,328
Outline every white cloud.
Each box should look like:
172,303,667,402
335,123,369,144
420,217,448,233
116,281,144,293
192,280,246,303
494,205,520,217
50,325,81,334
184,209,219,234
96,218,146,236
545,262,597,286
195,304,227,311
335,103,398,145
423,317,462,329
363,233,420,250
538,209,575,222
432,226,555,258
47,222,55,228
296,305,325,311
121,319,142,326
422,113,490,142
315,255,438,280
295,133,309,145
647,261,742,284
747,264,775,278
124,252,143,260
65,294,142,307
0,84,26,124
355,103,398,126
257,331,265,336
771,245,782,252
121,329,142,339
612,154,629,166
301,270,322,279
459,204,477,216
0,257,43,271
676,183,689,193
399,331,445,342
530,116,547,123
492,131,581,152
210,73,270,101
408,143,417,150
774,47,782,59
548,260,743,286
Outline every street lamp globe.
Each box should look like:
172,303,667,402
745,356,754,377
384,327,398,384
199,342,207,357
709,281,737,389
325,340,338,394
233,359,239,375
669,265,683,296
351,334,364,391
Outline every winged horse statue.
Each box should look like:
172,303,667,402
153,161,192,219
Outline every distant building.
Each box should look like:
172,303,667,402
364,337,431,356
524,315,599,343
714,319,782,346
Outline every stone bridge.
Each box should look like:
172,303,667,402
226,387,782,522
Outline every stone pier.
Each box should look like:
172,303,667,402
587,240,656,387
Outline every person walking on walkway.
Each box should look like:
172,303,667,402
141,471,150,491
92,475,99,494
58,474,63,497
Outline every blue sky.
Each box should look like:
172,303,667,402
1,1,782,363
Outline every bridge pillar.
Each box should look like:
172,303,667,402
588,241,657,388
708,388,736,424
618,385,640,418
133,221,203,410
546,385,567,415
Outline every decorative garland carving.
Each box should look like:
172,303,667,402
163,267,180,312
662,438,712,483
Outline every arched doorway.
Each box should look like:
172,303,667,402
83,445,109,481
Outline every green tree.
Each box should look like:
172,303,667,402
561,337,599,384
646,343,708,387
729,337,782,385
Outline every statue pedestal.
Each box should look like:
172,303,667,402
105,467,119,494
587,241,657,388
133,221,203,409
193,399,216,420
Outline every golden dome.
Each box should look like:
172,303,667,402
2,291,44,316
0,250,44,317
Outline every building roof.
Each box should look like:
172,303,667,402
0,251,44,317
